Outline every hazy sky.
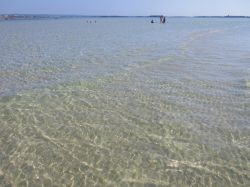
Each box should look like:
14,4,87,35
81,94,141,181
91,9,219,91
0,0,250,16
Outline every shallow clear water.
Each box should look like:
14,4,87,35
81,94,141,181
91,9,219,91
0,18,250,186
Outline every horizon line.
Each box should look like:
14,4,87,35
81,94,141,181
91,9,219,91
1,13,250,17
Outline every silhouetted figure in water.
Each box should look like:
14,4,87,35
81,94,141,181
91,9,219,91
160,15,166,24
162,16,166,23
151,20,155,23
86,20,96,23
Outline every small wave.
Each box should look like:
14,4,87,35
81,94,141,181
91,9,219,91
123,55,183,73
246,80,250,89
179,29,224,57
183,29,224,48
188,29,224,40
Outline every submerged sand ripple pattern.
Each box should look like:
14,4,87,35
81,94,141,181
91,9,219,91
1,71,250,186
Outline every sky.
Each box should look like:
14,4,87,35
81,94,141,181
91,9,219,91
0,0,250,16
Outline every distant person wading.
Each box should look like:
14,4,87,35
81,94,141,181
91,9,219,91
151,15,166,24
160,15,166,24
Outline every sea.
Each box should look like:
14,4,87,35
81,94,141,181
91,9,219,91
0,17,250,186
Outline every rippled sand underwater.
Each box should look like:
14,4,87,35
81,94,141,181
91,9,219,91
0,18,250,186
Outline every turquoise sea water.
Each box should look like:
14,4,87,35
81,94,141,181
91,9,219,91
0,18,250,186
